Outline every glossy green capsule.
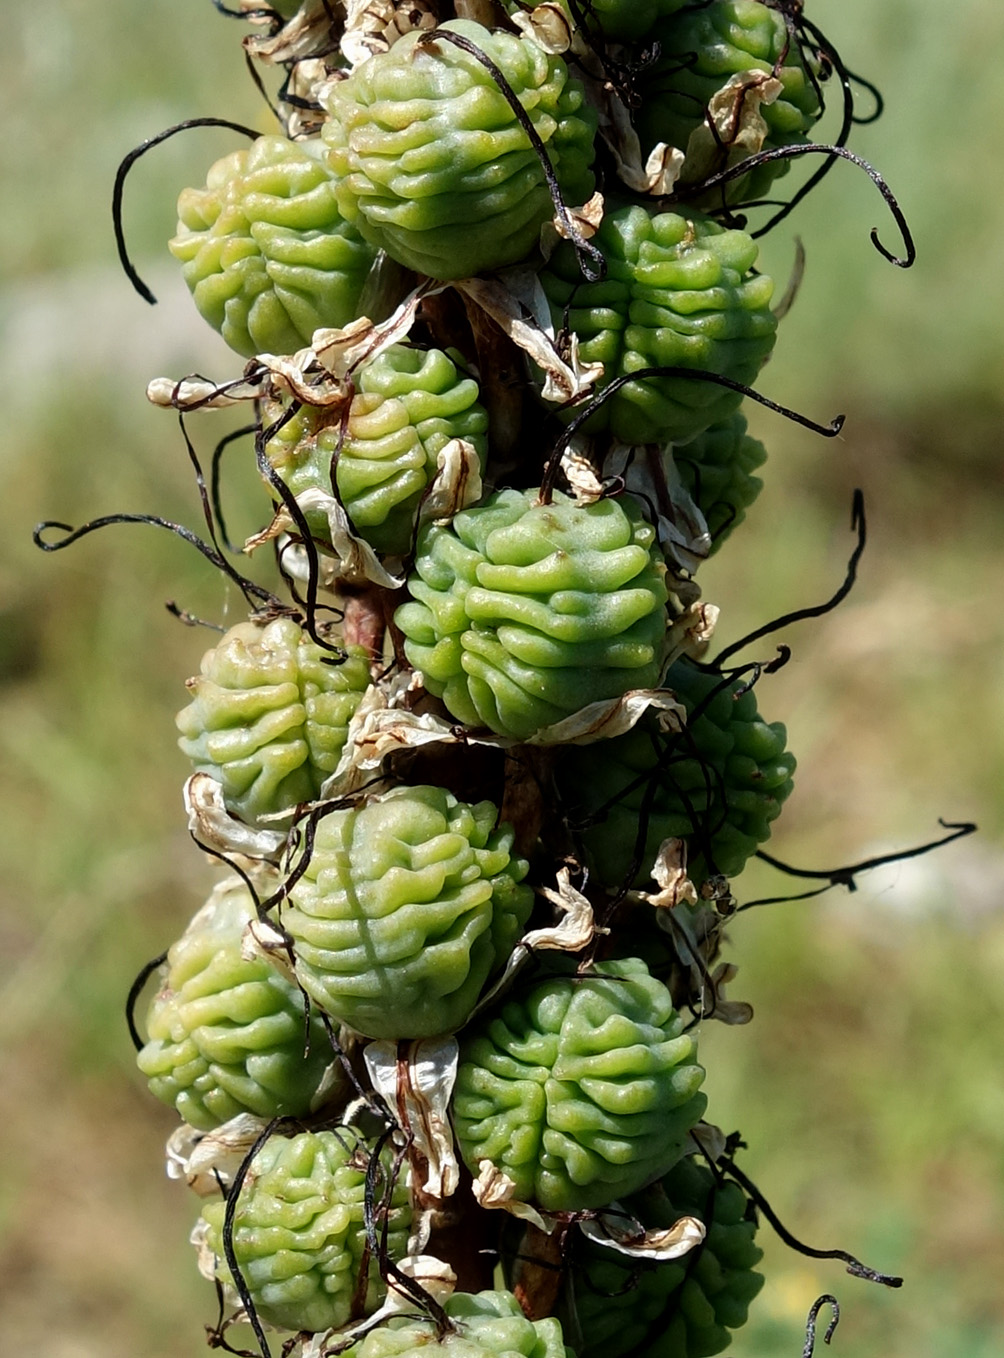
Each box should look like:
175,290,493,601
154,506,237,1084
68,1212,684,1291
556,656,795,890
637,0,823,205
561,1157,764,1358
283,785,533,1040
177,617,371,826
322,20,596,278
454,957,707,1212
673,412,767,554
170,134,376,357
202,1128,411,1333
395,487,669,740
136,879,333,1131
541,204,777,446
266,345,488,554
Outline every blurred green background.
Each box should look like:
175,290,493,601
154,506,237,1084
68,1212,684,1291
1,1,1001,1354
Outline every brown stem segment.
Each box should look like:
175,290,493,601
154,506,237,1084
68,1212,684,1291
510,1221,569,1321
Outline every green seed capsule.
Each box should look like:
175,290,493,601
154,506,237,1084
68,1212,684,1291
338,1289,571,1358
202,1127,411,1333
265,345,488,554
283,785,534,1040
673,412,767,553
176,617,371,826
453,957,707,1212
541,204,777,446
637,0,823,205
137,879,333,1131
169,134,377,357
322,20,596,279
561,1157,763,1358
502,0,688,43
395,488,669,740
556,657,795,889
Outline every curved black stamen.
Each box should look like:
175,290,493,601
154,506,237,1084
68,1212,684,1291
714,489,865,667
112,117,260,305
417,28,606,283
540,366,843,502
223,1117,294,1358
803,1295,841,1358
752,819,977,896
685,142,914,267
723,1158,903,1288
211,423,258,555
33,513,279,610
125,951,168,1051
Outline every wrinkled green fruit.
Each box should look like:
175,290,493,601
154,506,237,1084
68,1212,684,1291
542,204,776,445
454,957,706,1212
323,20,596,278
170,134,376,357
339,1290,570,1358
503,0,688,43
266,345,488,554
283,784,533,1040
556,656,795,889
562,1157,763,1358
638,0,823,205
202,1127,411,1333
137,878,333,1131
673,413,767,554
395,488,669,740
177,617,371,826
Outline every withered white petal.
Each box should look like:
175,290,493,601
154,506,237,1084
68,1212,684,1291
364,1038,460,1201
184,772,289,861
580,1207,705,1260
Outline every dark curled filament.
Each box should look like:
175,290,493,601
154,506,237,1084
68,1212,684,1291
125,951,168,1052
714,489,866,668
33,512,281,613
222,1116,301,1358
112,117,260,306
416,27,606,283
803,1294,840,1357
539,366,844,504
681,143,915,268
752,819,978,898
722,1156,903,1289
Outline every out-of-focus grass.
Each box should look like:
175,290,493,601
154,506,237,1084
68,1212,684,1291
1,1,1001,1355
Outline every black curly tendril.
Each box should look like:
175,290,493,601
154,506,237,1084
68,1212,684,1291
709,1145,904,1289
802,1295,841,1358
113,118,260,306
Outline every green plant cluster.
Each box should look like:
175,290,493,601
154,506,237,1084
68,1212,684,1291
72,2,907,1354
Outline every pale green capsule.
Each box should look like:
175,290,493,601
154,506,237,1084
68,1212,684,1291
395,488,669,740
137,879,333,1131
266,345,488,554
284,785,533,1040
454,958,707,1213
338,1290,571,1358
176,617,371,826
322,20,596,279
202,1128,411,1333
170,134,376,357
